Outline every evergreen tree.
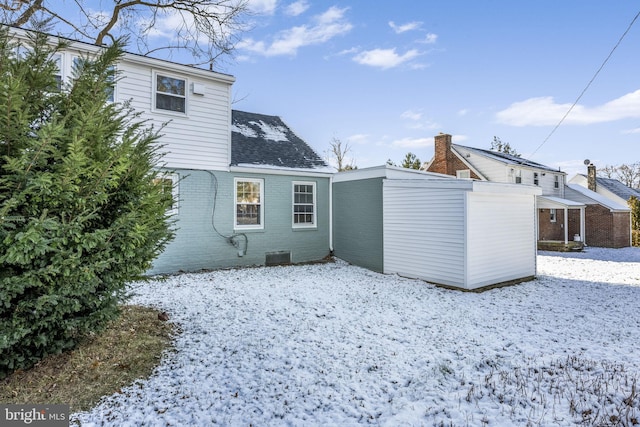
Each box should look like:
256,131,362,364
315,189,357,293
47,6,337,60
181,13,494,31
490,136,520,157
0,27,174,377
401,152,422,170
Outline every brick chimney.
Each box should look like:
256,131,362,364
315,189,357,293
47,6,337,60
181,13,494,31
428,133,453,175
587,163,597,192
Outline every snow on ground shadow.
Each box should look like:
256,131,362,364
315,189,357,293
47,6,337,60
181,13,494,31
73,247,640,426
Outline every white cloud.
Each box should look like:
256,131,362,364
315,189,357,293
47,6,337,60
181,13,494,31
285,0,309,16
391,137,433,148
248,0,278,15
239,6,352,56
457,109,469,116
352,48,421,69
389,21,422,34
401,110,422,121
622,127,640,134
346,134,370,144
420,33,438,44
496,90,640,126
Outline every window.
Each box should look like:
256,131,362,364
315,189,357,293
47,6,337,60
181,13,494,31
73,56,115,102
235,178,263,229
153,173,179,216
155,73,186,113
456,169,471,179
292,181,316,228
550,208,556,223
515,170,522,184
534,172,539,186
554,175,560,189
52,53,62,90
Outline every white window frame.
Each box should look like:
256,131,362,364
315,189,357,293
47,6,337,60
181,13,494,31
153,72,187,114
154,173,180,216
456,169,471,179
72,55,116,102
550,208,557,223
234,178,264,230
52,53,63,90
292,181,317,228
554,175,560,189
515,169,522,184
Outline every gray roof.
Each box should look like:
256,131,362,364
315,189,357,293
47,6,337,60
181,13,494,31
454,144,560,173
231,110,328,170
576,174,640,201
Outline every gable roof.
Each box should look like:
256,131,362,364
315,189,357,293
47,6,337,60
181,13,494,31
573,174,640,201
565,184,630,211
231,110,329,171
453,144,560,173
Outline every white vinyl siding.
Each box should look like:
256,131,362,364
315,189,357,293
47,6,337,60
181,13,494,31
384,181,466,287
466,192,537,288
382,179,540,290
116,60,232,171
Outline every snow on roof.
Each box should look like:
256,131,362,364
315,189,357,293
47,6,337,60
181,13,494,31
574,174,640,201
566,184,630,211
231,110,328,170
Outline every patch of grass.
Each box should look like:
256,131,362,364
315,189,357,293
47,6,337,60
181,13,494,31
0,305,175,413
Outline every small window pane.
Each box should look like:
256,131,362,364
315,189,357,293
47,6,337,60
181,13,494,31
155,74,186,112
293,182,316,227
235,179,263,228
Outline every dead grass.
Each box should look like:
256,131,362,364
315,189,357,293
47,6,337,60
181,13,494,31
0,305,175,413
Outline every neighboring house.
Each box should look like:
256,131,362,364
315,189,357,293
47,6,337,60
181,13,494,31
333,165,542,290
569,164,640,206
426,133,587,249
567,164,636,248
8,26,333,274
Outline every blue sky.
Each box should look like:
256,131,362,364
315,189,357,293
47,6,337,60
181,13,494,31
220,1,640,176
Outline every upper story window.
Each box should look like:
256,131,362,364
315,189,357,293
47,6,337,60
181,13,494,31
73,56,115,102
554,175,560,189
52,53,62,90
456,169,471,179
235,178,264,230
155,73,186,113
292,181,316,228
515,170,522,184
534,172,539,186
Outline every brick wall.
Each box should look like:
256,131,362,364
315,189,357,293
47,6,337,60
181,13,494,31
584,204,631,248
427,133,481,179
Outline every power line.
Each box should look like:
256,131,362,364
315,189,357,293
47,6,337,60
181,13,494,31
530,8,640,157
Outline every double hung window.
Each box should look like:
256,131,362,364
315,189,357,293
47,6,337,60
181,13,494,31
292,182,316,228
235,178,263,229
155,74,186,113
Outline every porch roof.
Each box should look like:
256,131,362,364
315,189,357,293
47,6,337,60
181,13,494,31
537,195,585,209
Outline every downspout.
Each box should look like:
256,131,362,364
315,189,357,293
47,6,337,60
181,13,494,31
329,173,334,253
534,195,538,275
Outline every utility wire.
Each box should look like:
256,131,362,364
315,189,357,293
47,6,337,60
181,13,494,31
530,8,640,157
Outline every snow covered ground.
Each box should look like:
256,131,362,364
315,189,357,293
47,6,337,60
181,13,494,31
73,247,640,426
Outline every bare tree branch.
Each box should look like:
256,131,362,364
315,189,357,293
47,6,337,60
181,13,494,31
1,0,251,67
